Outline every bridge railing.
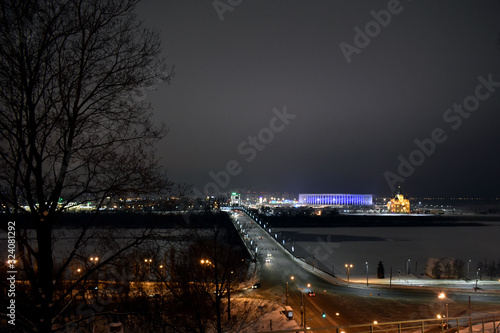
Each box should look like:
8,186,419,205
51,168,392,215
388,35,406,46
257,313,500,333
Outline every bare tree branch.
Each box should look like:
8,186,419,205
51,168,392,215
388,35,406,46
0,0,173,332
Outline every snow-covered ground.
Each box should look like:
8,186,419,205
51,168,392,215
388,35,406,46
235,300,300,332
459,321,500,332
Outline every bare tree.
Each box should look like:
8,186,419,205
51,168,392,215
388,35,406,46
0,0,172,331
148,213,250,333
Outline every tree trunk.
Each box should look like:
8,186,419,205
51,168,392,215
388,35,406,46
36,215,55,333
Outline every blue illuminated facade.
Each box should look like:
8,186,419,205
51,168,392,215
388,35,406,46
299,193,373,206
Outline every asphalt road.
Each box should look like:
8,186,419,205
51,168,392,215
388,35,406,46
232,210,500,331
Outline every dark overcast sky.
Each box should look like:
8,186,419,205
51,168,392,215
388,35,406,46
135,1,500,198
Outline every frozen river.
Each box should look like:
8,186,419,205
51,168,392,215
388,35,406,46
274,222,500,279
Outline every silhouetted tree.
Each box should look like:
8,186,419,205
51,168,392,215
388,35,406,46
454,259,466,279
149,213,255,333
0,0,172,331
377,261,385,279
432,261,444,279
486,261,497,280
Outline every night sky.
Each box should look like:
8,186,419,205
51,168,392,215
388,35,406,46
135,1,500,198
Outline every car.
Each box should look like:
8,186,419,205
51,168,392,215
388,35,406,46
252,282,261,289
265,258,270,263
308,291,316,297
259,236,263,239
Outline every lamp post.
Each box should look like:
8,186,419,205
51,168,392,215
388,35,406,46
406,259,410,281
89,257,99,294
144,258,152,280
467,260,471,280
438,293,448,332
299,288,306,329
475,268,480,290
286,276,295,307
366,262,369,286
445,303,449,332
345,264,353,282
286,281,289,306
228,270,233,320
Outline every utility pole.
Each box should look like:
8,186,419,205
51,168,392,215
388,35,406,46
285,281,288,306
303,294,306,330
301,291,304,328
228,271,233,320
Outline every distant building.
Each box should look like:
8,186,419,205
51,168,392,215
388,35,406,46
299,193,373,206
387,185,410,213
230,192,241,206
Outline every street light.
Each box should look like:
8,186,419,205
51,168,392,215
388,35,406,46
366,262,369,286
89,257,99,294
345,264,353,282
200,259,212,266
467,260,471,280
406,259,410,281
286,276,294,306
445,303,449,332
298,286,309,329
438,293,449,332
144,258,152,279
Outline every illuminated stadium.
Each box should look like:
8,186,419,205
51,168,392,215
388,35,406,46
299,193,373,206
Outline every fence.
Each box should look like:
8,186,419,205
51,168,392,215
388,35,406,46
257,314,500,333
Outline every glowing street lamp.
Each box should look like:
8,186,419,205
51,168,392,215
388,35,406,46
89,257,100,293
438,293,449,332
366,262,369,286
286,276,295,306
406,259,410,276
144,258,152,278
345,264,353,282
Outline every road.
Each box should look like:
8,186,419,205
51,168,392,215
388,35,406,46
232,210,500,331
